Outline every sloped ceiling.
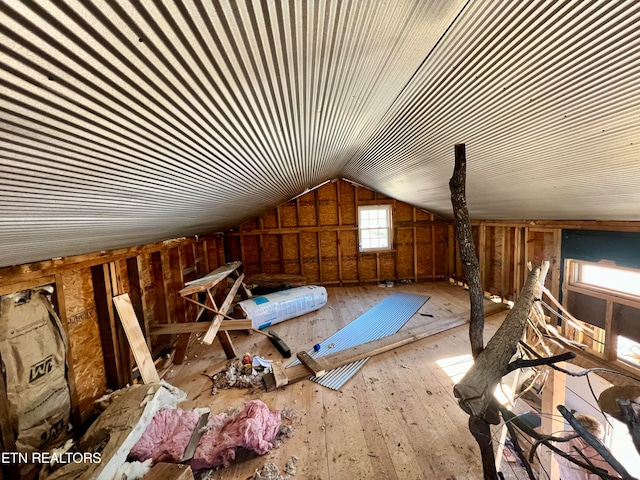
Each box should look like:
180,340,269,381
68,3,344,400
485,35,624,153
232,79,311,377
1,0,639,268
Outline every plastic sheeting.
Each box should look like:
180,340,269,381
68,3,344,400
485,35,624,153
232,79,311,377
236,286,327,330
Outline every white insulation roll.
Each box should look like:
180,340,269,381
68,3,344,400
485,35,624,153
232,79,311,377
238,285,328,329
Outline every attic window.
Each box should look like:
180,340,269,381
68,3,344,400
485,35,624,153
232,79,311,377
564,259,640,368
358,204,392,252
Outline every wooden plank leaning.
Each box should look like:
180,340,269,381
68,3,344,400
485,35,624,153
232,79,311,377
113,294,160,384
202,273,245,344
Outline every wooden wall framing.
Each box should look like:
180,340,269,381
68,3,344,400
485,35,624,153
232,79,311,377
451,222,563,304
0,234,225,424
5,192,640,428
225,179,452,286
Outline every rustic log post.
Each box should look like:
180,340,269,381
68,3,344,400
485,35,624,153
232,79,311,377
450,143,485,358
450,144,498,479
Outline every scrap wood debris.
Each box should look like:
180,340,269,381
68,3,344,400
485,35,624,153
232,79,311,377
249,456,299,480
250,462,290,480
207,359,266,394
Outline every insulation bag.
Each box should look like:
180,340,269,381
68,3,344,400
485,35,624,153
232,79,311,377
0,288,72,464
237,285,327,329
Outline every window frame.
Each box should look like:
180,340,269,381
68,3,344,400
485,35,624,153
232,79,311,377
357,204,393,253
564,259,640,368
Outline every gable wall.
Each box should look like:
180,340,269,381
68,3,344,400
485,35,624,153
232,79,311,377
224,179,452,286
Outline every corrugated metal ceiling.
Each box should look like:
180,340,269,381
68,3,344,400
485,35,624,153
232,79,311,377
1,0,639,268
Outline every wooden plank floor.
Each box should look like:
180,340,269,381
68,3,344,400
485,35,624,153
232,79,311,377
163,282,509,479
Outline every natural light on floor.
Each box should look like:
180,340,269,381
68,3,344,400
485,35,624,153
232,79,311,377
436,354,474,383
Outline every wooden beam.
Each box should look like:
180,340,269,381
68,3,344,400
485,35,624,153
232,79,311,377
272,361,288,388
318,232,323,284
149,319,252,335
0,275,56,296
500,227,508,298
227,225,360,235
202,273,245,344
604,301,618,361
216,330,237,359
297,351,327,377
0,236,216,286
179,261,242,297
126,256,148,341
52,273,82,427
91,264,125,388
540,364,566,479
113,294,160,384
395,219,453,228
413,207,418,283
108,260,133,385
473,219,640,232
513,227,523,300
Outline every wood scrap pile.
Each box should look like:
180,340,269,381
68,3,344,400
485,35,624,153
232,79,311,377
206,359,265,394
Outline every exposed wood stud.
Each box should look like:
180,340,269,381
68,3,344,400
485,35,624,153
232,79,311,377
53,272,82,426
91,264,125,388
150,251,170,348
604,301,618,361
478,225,487,290
258,234,265,274
500,227,508,298
513,227,523,299
126,256,149,348
413,207,418,283
317,232,323,284
431,213,436,282
550,229,562,325
337,233,343,287
540,364,566,478
203,240,210,273
336,180,343,227
239,236,246,273
216,331,237,359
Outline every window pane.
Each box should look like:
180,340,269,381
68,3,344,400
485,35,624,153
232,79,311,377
358,205,392,251
618,335,640,367
581,265,640,296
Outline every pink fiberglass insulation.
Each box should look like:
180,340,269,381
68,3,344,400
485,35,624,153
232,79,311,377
129,408,201,463
190,400,281,471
